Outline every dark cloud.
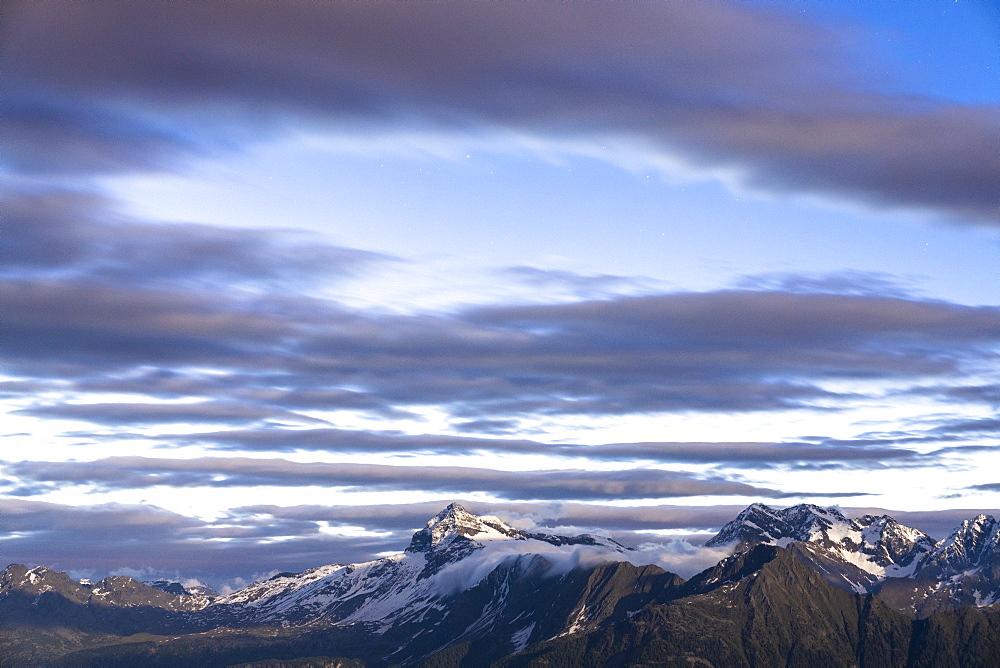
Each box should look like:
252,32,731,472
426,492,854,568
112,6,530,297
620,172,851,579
4,274,999,418
499,266,661,300
3,188,392,287
451,419,522,435
172,428,546,456
470,291,1000,349
169,426,923,470
0,379,53,396
966,483,1000,496
0,278,298,377
908,383,1000,407
38,368,403,418
2,456,815,501
736,270,918,298
2,1,996,221
576,440,921,468
928,417,1000,438
15,401,327,427
0,98,212,174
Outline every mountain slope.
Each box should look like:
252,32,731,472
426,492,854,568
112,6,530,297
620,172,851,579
500,544,913,667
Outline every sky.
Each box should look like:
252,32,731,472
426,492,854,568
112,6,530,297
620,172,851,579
2,0,999,590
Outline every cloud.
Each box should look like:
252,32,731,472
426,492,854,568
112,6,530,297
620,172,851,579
908,383,1000,407
15,401,327,427
3,0,997,222
498,266,663,300
0,98,212,175
426,535,734,592
0,496,731,591
167,426,924,470
929,417,1000,438
0,278,298,377
966,483,1000,495
451,419,522,435
2,455,813,501
4,186,997,425
4,270,999,418
3,187,392,287
736,270,918,299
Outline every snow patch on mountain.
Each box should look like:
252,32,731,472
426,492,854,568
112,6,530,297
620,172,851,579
511,622,536,652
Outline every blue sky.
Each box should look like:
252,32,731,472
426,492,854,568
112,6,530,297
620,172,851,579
2,0,999,588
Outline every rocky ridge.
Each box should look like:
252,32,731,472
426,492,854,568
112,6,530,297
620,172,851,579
6,502,1000,666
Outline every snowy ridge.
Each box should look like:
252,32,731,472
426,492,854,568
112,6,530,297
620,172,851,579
211,503,629,629
705,503,935,592
918,514,1000,577
878,513,1000,616
0,563,211,611
216,553,440,629
10,499,1000,654
704,503,1000,614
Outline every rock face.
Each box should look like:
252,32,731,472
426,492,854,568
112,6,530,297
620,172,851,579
7,502,1000,666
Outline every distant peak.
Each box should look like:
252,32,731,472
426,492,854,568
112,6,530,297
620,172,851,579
407,503,522,555
711,503,871,549
730,502,842,525
740,502,776,516
427,502,474,525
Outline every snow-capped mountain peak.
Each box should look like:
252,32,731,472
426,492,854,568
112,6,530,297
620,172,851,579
918,514,1000,576
705,503,934,592
406,502,522,555
705,502,849,549
211,504,632,634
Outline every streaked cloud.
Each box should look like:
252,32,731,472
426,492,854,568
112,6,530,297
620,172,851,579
6,263,998,416
4,0,997,221
3,187,394,287
1,456,808,501
166,427,924,469
15,401,328,427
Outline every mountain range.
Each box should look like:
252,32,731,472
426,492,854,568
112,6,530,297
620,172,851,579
4,502,1000,666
